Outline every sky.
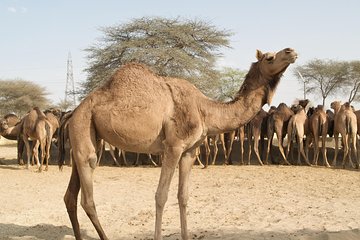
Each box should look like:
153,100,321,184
1,0,359,109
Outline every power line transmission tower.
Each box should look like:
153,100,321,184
65,52,76,109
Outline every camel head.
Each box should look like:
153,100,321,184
253,48,297,105
330,101,341,112
0,119,9,132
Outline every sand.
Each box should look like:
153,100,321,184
0,139,360,240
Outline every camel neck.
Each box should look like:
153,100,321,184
201,88,265,135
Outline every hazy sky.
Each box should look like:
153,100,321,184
1,0,359,109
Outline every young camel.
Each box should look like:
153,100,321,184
59,48,297,240
246,108,269,165
286,105,311,166
265,103,294,165
331,101,358,168
21,107,53,171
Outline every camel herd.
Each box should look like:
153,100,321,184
0,47,358,240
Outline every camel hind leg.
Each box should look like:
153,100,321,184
64,160,81,240
67,120,108,239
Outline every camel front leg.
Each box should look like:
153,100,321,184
178,149,197,240
154,146,182,240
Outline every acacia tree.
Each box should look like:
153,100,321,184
346,60,360,103
82,17,232,98
214,67,246,101
294,59,349,106
0,79,49,116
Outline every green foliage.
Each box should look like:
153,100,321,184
82,16,232,98
214,67,246,101
0,79,49,116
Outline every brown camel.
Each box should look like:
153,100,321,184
21,107,53,171
285,105,311,166
0,113,26,164
59,48,297,240
246,108,269,165
0,113,21,140
307,105,330,167
330,101,358,168
265,102,294,165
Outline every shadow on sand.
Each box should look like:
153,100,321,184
132,228,360,240
0,223,97,240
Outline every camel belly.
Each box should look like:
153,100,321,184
92,104,166,154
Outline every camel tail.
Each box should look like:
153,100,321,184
291,122,297,143
58,112,73,170
318,115,322,136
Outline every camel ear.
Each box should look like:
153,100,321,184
256,49,263,60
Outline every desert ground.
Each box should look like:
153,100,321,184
0,138,360,240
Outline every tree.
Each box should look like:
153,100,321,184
346,60,360,103
214,67,246,101
0,79,50,116
294,59,349,106
82,17,232,98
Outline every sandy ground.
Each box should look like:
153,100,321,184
1,139,360,240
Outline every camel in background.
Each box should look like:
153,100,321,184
307,105,330,167
59,48,297,240
331,101,358,168
286,105,311,166
246,109,269,165
0,113,26,164
20,107,53,171
265,103,294,165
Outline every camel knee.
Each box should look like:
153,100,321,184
155,191,168,210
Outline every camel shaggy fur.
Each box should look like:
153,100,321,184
60,48,297,240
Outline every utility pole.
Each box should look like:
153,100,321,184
65,52,76,109
297,70,306,99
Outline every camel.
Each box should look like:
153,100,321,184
59,48,297,240
330,101,358,168
265,103,294,165
0,113,26,164
20,107,53,171
0,113,21,140
58,111,73,166
246,108,270,165
307,105,330,167
285,105,311,166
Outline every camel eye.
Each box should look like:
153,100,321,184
266,56,274,61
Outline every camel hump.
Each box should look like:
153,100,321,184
115,62,156,78
33,107,47,120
